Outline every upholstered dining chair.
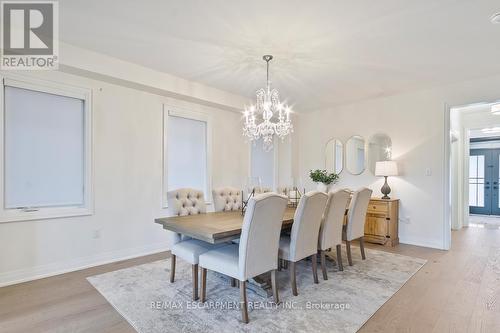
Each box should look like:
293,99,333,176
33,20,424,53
318,189,351,279
212,187,244,282
199,193,288,323
212,187,242,212
167,188,221,301
278,191,328,296
344,187,373,266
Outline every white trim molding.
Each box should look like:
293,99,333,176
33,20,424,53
0,73,94,223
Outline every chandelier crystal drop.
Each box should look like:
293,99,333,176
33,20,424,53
243,55,293,152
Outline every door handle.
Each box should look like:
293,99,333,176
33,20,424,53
485,186,491,189
494,187,499,190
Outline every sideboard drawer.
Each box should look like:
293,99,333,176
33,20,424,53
367,202,389,214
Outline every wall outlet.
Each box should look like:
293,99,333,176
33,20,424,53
425,168,432,176
92,229,101,239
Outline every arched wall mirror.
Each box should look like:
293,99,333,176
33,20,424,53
346,135,366,175
368,133,392,174
325,138,343,174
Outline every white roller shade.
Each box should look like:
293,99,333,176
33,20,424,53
167,115,207,196
4,85,85,209
251,138,275,188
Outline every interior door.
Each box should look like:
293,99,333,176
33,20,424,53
469,149,500,215
469,149,490,215
491,149,500,215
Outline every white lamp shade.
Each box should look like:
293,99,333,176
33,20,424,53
375,161,398,177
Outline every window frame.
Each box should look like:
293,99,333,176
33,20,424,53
0,74,93,223
162,104,212,208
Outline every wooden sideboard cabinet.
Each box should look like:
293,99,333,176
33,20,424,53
364,198,399,247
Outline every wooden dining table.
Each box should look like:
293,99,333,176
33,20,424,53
155,206,297,244
154,207,297,297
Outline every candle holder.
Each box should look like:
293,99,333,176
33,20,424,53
241,188,256,215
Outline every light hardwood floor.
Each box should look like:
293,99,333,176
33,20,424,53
1,226,499,333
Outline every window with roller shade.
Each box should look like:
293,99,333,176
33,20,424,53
162,107,212,207
167,115,208,196
0,77,92,222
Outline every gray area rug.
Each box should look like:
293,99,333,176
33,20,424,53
87,247,426,333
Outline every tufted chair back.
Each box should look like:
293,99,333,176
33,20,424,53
167,188,207,216
212,187,242,212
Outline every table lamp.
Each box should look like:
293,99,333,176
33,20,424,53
375,161,398,199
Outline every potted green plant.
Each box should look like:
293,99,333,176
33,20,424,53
309,169,340,192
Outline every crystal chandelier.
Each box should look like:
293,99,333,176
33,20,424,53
243,55,293,151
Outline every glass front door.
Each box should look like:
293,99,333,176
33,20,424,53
469,149,500,215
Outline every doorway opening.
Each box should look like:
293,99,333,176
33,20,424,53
450,101,500,230
468,134,500,228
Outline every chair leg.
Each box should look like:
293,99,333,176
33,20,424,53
311,254,319,284
360,237,366,260
192,264,199,300
290,261,298,296
346,241,353,266
320,250,328,280
278,258,282,271
170,254,176,283
336,244,343,271
231,277,236,287
271,269,280,304
240,281,249,324
200,268,207,303
283,260,288,269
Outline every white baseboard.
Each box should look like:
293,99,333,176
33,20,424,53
0,242,170,288
399,237,445,250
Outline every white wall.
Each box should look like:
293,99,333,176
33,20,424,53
59,43,248,112
298,74,500,250
0,69,249,286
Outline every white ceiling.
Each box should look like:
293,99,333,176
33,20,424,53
59,0,500,112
